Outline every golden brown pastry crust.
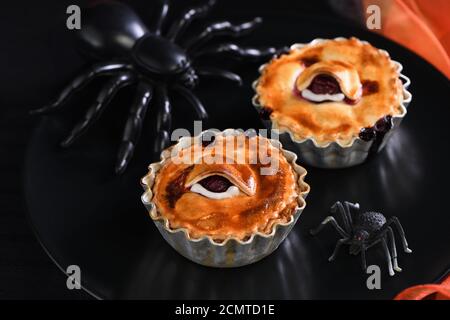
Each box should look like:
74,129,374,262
256,38,404,145
152,134,302,240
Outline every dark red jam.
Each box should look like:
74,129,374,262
359,115,394,158
359,115,393,142
374,115,393,133
344,96,359,105
201,134,216,147
199,175,232,193
301,56,320,67
362,80,379,95
166,165,193,208
259,107,273,120
359,127,377,142
308,74,341,95
296,74,359,105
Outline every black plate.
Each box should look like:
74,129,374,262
24,11,450,299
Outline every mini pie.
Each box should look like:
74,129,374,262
255,37,405,145
150,133,308,241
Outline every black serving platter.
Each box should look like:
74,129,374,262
24,6,450,299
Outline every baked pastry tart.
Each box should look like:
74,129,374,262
141,129,309,267
253,37,412,168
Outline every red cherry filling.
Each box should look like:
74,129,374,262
166,165,194,208
259,107,273,120
296,74,360,104
359,127,377,141
301,56,320,67
308,75,341,95
362,80,379,95
374,115,393,133
199,175,232,193
201,134,216,147
359,115,393,141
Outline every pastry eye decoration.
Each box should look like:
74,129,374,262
295,60,362,104
30,0,276,174
185,164,256,200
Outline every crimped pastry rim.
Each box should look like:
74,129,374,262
252,37,413,149
140,129,310,246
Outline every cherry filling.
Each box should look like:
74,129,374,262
297,75,359,105
166,165,194,208
359,115,393,157
259,107,273,120
199,175,232,193
301,56,320,67
362,80,379,95
359,115,393,142
374,115,393,133
359,127,377,141
201,133,216,147
308,74,341,95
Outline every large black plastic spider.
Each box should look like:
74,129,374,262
310,201,412,276
31,0,276,174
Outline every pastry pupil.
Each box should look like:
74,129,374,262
308,74,341,95
199,175,232,193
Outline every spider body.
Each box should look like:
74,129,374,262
31,0,276,173
311,201,412,276
349,211,386,255
79,2,196,86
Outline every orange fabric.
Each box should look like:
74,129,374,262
364,0,450,78
395,275,450,300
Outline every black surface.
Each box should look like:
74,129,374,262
0,0,90,299
1,0,336,300
22,3,450,300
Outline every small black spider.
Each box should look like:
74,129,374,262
310,201,412,276
31,0,276,174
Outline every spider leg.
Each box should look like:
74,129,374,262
154,86,172,154
330,201,352,234
61,72,135,147
360,246,367,271
310,216,349,238
196,66,242,86
387,216,412,253
344,201,359,224
381,236,395,276
385,226,402,272
166,0,217,41
153,0,170,36
185,17,263,51
328,238,349,262
173,85,208,120
30,62,133,115
360,244,367,271
115,82,154,174
193,43,277,62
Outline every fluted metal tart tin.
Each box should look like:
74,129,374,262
141,129,310,267
252,37,412,169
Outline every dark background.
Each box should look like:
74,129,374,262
0,0,400,299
